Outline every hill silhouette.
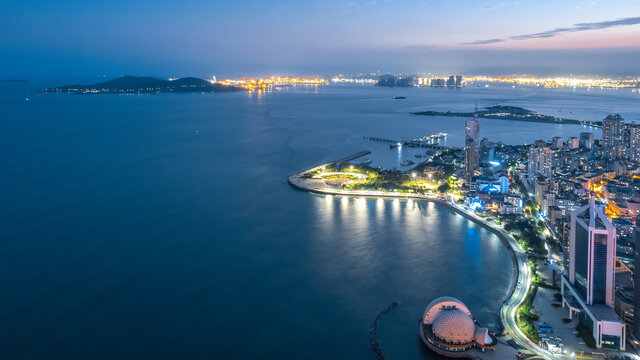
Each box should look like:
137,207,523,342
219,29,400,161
41,76,243,94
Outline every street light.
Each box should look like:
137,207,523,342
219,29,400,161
411,172,416,178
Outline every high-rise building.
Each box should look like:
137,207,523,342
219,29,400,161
430,78,445,87
455,75,463,88
627,125,640,163
480,138,495,163
561,199,625,350
580,132,594,149
602,114,625,159
566,137,579,150
464,104,480,183
552,136,564,149
534,176,549,208
528,145,552,182
634,217,640,339
541,192,556,216
446,75,456,88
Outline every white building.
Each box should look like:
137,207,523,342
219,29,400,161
627,125,640,163
566,137,579,149
476,176,509,194
528,145,552,182
552,136,564,149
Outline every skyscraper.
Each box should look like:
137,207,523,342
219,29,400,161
602,114,625,159
561,199,625,350
568,200,616,306
464,104,480,182
528,145,552,182
634,218,640,339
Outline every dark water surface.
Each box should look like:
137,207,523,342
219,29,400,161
1,82,636,359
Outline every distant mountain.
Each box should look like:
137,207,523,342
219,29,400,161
40,76,243,94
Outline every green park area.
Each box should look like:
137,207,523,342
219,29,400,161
303,162,459,195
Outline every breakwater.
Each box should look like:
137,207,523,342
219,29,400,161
370,301,401,360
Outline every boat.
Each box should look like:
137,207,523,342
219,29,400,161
400,160,415,166
392,96,406,99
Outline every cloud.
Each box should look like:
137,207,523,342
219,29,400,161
462,16,640,45
466,38,504,44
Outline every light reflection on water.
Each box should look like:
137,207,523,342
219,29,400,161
310,194,513,360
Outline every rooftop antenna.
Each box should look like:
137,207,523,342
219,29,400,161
474,102,478,121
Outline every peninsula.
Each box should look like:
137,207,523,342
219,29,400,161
40,76,244,94
413,105,601,127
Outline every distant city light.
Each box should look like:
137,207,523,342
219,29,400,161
465,75,637,89
215,76,327,91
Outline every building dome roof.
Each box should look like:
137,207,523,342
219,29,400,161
422,297,472,325
431,308,476,345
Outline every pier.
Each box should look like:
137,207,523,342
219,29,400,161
363,136,452,150
335,150,371,163
335,150,371,171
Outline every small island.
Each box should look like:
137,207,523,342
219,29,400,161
40,75,244,94
413,105,601,127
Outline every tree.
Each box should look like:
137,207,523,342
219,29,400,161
438,183,450,193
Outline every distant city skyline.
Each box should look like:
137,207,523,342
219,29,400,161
2,0,640,77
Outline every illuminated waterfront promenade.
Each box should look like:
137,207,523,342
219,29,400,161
289,161,558,360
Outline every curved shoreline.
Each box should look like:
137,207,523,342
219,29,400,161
288,171,519,328
288,169,549,358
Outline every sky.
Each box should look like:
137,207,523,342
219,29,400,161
1,0,640,78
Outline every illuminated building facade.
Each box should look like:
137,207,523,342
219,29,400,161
627,125,640,163
528,145,552,182
634,221,640,339
602,114,625,160
476,176,509,194
561,199,625,350
464,105,480,183
566,137,579,149
419,297,497,356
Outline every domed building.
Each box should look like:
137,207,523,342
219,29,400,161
419,297,497,356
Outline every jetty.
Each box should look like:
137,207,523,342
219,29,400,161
363,136,451,150
335,151,371,171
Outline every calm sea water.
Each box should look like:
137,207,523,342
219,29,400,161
1,81,637,359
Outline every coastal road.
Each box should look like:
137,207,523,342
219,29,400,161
448,204,557,360
290,170,557,359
